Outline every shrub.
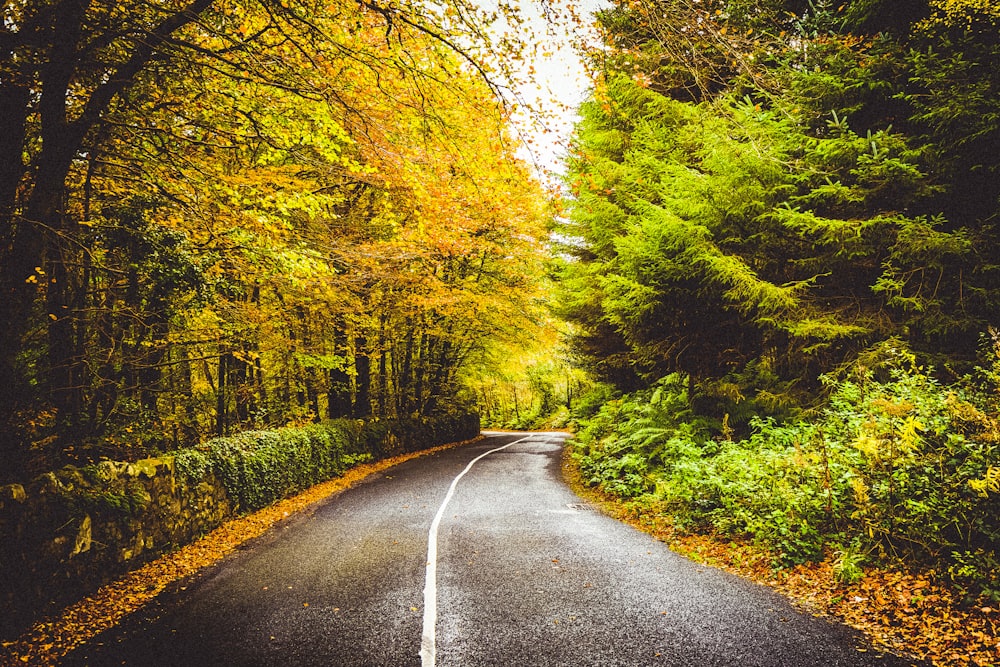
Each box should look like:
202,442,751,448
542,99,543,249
172,412,480,512
571,348,1000,598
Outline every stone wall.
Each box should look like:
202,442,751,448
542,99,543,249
0,456,233,640
0,412,480,641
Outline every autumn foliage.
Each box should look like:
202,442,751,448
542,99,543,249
0,0,552,481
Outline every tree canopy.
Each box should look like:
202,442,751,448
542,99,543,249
557,0,1000,415
0,0,554,478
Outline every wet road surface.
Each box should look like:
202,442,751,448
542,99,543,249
63,432,922,666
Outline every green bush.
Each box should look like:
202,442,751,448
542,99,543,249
571,349,1000,599
573,374,708,500
172,412,479,512
654,420,832,565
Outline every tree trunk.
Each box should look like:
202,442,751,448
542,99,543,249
232,348,250,425
414,332,428,414
0,81,28,229
354,334,372,418
425,336,452,413
46,235,83,429
139,317,169,418
215,352,228,436
91,281,119,428
176,342,199,441
0,82,31,442
397,323,415,416
377,316,389,418
305,368,320,421
328,325,352,418
254,352,267,424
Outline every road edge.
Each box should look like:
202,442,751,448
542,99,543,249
558,444,944,667
1,436,484,667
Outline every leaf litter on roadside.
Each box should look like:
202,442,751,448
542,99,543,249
0,437,480,666
562,451,999,667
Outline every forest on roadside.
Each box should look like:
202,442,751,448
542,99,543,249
558,0,1000,610
0,0,561,482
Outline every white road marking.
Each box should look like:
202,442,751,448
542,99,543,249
419,434,542,667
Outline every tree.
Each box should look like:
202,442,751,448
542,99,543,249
0,0,554,477
558,0,1000,419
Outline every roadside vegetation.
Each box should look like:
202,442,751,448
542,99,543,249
557,0,1000,660
564,437,999,667
571,344,1000,602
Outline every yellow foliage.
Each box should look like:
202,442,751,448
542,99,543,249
917,0,1000,31
944,393,1000,442
871,398,915,417
898,416,924,453
849,476,870,512
969,466,1000,498
852,426,882,459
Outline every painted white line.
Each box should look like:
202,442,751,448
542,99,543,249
419,434,541,667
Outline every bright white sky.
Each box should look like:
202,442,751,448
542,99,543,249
494,0,608,183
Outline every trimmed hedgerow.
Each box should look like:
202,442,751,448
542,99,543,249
173,413,479,513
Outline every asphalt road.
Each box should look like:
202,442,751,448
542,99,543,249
63,432,922,666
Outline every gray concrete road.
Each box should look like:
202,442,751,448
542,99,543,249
63,432,923,666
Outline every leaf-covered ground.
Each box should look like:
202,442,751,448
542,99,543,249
0,437,480,666
562,452,999,667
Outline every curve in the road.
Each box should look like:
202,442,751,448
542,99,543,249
59,431,924,667
421,433,537,666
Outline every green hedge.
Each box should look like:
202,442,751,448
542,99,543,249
0,412,479,643
173,413,480,512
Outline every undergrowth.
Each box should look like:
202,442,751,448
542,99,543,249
571,344,1000,603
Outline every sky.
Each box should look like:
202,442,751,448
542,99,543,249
495,0,608,183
